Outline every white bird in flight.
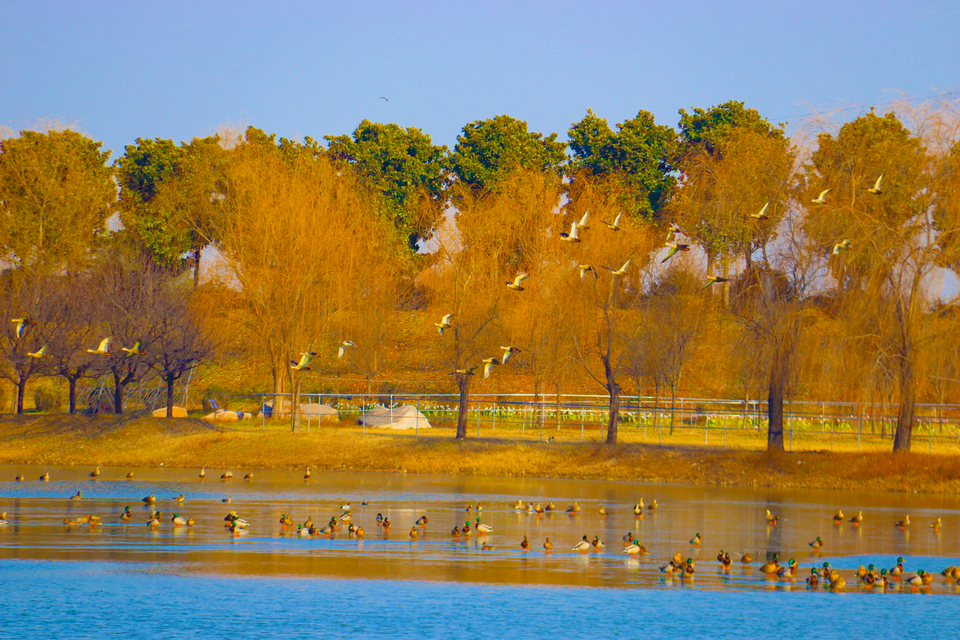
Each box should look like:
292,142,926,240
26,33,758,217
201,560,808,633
482,357,500,379
751,202,770,220
506,273,529,291
338,340,356,359
602,213,622,231
602,258,632,277
435,313,454,336
86,338,111,356
290,352,316,371
868,174,883,194
499,346,522,364
578,265,596,282
578,210,590,230
811,189,831,205
560,220,581,243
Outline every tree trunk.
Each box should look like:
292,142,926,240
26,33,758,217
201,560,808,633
193,247,202,290
766,351,787,451
166,376,175,418
290,372,302,432
603,356,620,445
112,370,124,414
555,381,561,431
68,377,78,414
16,378,25,415
669,385,677,435
455,374,470,439
893,360,915,452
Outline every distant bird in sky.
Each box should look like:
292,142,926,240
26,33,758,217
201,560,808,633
27,344,49,359
603,257,632,277
338,340,356,359
661,244,689,264
120,340,145,357
577,264,596,282
290,352,316,371
10,318,35,338
435,313,454,336
481,357,500,378
578,210,590,231
811,189,831,205
868,174,884,194
499,345,521,364
602,212,622,231
560,220,581,243
702,275,730,290
832,239,852,255
506,273,529,291
751,202,770,220
86,338,111,356
379,96,389,101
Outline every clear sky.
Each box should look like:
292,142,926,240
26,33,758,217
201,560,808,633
1,0,958,158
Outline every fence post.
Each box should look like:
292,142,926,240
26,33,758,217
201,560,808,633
416,400,420,437
261,394,266,431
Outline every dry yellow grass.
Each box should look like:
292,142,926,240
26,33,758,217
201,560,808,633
1,413,960,494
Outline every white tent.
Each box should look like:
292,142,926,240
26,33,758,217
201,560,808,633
358,404,431,430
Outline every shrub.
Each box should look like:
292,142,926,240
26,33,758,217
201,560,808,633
34,383,62,412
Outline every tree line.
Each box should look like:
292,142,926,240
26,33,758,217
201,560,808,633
1,99,959,452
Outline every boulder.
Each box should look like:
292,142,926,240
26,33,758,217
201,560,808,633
151,406,188,418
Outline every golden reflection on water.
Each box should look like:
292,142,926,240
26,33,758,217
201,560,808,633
1,464,959,592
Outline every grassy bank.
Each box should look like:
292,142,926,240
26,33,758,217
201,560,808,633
1,413,960,494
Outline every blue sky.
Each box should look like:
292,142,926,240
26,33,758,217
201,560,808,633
2,0,958,158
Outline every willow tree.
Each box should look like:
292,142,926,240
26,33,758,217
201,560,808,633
211,132,395,431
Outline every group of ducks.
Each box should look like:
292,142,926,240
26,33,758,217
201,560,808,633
510,499,659,516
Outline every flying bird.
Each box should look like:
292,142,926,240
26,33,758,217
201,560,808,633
499,345,521,364
603,258,632,277
435,313,454,336
451,366,478,376
338,340,356,358
661,243,690,263
290,352,316,371
666,222,682,243
379,96,389,101
602,213,622,231
10,318,35,339
560,220,581,243
577,265,596,282
578,210,590,230
482,357,500,379
868,174,884,194
28,344,50,359
120,341,146,357
811,189,831,205
86,338,111,356
832,239,851,255
702,275,730,290
751,202,770,220
506,273,529,291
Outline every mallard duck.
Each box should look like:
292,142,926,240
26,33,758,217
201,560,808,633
186,516,195,526
416,516,428,526
634,502,643,516
475,519,493,534
451,526,461,539
760,555,781,575
623,532,634,544
565,502,580,514
513,499,525,510
220,471,232,480
222,497,232,503
125,472,134,479
829,574,846,590
376,513,384,525
147,514,161,527
765,509,779,526
340,513,352,523
855,565,868,580
624,542,641,556
304,467,311,481
718,551,732,569
682,559,696,579
544,537,553,552
462,521,471,535
646,500,658,511
244,473,253,480
890,557,905,579
819,562,833,579
172,513,187,526
355,526,365,538
572,536,591,553
521,536,529,550
71,491,82,500
199,468,206,478
808,536,823,550
592,536,604,550
931,517,942,531
672,552,684,566
340,503,351,512
832,509,844,524
806,568,820,586
848,511,863,526
534,503,544,514
904,571,926,588
690,533,702,546
660,561,680,576
481,541,495,551
121,508,132,523
15,474,25,482
895,515,910,529
173,494,184,503
409,527,418,540
0,513,7,525
598,506,607,517
89,467,100,478
382,517,391,530
777,559,798,579
142,494,156,504
40,472,50,482
228,521,246,535
741,553,752,566
225,511,238,521
279,514,293,526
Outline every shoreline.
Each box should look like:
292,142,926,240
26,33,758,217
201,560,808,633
1,414,959,495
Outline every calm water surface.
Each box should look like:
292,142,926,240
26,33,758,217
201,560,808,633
1,464,959,636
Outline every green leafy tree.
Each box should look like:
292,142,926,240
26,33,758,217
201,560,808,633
677,100,785,160
325,120,449,250
0,130,113,272
567,109,677,221
449,115,566,192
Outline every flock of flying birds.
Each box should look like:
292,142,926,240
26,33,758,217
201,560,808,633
7,462,952,591
9,318,146,363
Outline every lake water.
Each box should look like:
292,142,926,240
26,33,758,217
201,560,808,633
1,464,959,636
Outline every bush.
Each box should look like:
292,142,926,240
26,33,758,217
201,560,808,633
34,383,62,412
